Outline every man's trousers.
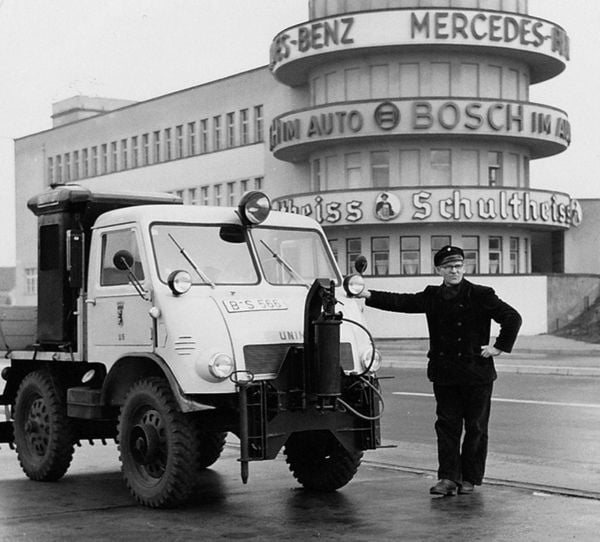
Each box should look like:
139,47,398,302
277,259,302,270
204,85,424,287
432,382,494,485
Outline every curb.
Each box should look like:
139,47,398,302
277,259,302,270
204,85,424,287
380,359,600,377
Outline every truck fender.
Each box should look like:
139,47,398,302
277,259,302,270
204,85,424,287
102,353,215,413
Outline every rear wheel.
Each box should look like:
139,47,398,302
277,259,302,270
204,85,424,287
13,370,75,481
118,377,198,508
284,430,362,491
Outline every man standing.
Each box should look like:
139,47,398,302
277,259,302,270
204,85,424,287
357,245,522,496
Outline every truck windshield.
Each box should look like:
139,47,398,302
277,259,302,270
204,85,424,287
151,224,258,285
251,227,339,286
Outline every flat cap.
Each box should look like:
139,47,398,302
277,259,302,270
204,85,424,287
434,245,464,267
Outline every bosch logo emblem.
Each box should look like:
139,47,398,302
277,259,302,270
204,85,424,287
374,102,400,130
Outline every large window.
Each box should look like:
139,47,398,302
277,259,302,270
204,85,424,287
142,134,150,165
82,149,89,178
240,109,249,145
312,159,322,192
110,141,118,172
64,153,71,182
188,122,197,155
101,143,108,173
200,186,209,206
227,112,235,148
510,237,519,273
121,139,128,169
72,151,79,180
176,125,184,158
254,105,264,142
200,119,209,153
371,151,390,187
400,236,420,275
214,184,222,206
164,128,172,161
431,235,451,272
489,236,503,274
25,267,37,296
55,155,62,182
213,116,222,151
153,131,161,163
345,153,362,188
47,157,54,184
431,149,451,185
488,151,502,186
346,238,362,275
372,237,389,276
131,136,139,168
91,146,98,175
227,181,236,206
462,236,479,274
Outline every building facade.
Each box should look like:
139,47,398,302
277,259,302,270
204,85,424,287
13,0,600,337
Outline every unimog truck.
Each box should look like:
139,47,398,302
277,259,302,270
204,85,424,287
0,184,382,508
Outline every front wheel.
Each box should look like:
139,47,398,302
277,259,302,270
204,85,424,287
118,377,198,508
196,431,227,470
13,370,75,481
284,430,362,491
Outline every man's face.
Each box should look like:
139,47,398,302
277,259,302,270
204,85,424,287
436,260,465,286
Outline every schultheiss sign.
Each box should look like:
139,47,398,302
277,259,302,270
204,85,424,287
274,188,582,229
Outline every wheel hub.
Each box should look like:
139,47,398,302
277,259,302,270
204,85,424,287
25,398,49,456
129,410,165,476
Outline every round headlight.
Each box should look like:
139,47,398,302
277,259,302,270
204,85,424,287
238,191,271,225
167,270,192,295
360,347,382,373
208,353,235,380
343,274,366,297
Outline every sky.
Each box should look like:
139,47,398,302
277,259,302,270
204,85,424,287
0,0,598,268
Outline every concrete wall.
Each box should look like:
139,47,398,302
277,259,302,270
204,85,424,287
546,274,600,332
359,274,547,338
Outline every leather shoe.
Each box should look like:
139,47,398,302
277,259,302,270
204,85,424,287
429,479,458,496
459,481,475,494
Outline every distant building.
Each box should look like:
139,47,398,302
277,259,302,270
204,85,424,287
12,0,600,337
0,267,15,305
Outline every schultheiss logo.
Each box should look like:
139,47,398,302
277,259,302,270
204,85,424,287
374,192,401,221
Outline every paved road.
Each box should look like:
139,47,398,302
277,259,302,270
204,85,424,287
1,351,599,539
372,367,600,498
1,442,599,541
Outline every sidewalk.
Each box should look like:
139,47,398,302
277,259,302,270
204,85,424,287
376,334,600,377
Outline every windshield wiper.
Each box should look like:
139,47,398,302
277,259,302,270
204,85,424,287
259,240,309,289
168,233,216,289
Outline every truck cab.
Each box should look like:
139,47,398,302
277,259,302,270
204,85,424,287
1,185,382,508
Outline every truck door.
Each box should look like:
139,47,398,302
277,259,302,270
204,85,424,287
87,226,152,363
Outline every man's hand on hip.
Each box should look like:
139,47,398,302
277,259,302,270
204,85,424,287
481,345,502,358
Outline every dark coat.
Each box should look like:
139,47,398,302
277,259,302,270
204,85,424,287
366,279,522,385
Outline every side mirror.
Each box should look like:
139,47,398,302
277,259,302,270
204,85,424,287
354,255,368,275
112,250,149,301
113,250,134,271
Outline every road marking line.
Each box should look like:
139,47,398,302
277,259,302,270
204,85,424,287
392,392,600,409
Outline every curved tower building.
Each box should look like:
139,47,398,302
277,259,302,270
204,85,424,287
269,0,577,278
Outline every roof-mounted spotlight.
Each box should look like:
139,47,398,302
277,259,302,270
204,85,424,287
238,191,271,226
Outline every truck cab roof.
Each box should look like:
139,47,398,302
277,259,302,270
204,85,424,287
92,203,320,230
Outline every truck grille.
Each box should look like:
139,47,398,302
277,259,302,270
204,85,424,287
243,343,354,376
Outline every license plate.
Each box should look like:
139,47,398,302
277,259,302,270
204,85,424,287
222,298,288,313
